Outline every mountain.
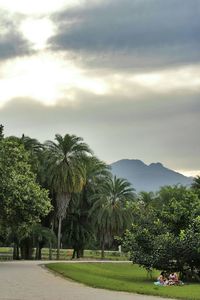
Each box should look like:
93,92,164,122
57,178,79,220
110,159,193,192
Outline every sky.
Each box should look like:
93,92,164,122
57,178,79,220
0,0,200,176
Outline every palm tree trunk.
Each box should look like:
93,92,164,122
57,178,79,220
13,241,20,260
21,238,33,259
57,216,62,260
49,241,52,260
38,245,42,260
72,249,76,259
80,248,84,258
35,242,39,260
49,221,54,260
101,235,105,259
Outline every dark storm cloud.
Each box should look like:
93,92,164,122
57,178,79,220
49,0,200,69
0,10,32,61
1,91,200,170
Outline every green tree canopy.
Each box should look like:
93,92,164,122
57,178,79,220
0,139,52,257
192,176,200,198
90,175,135,258
0,124,4,140
44,133,92,259
62,156,110,258
122,186,200,280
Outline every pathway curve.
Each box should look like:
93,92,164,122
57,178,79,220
0,261,174,300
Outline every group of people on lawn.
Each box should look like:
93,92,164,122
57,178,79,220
154,271,183,286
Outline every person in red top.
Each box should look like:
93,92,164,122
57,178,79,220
169,272,179,285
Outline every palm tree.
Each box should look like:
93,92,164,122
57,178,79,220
63,194,93,259
192,176,200,195
0,124,4,140
138,191,156,210
32,224,56,260
81,156,110,203
90,175,135,258
6,134,44,180
21,135,45,178
64,156,110,258
44,134,92,259
21,134,43,152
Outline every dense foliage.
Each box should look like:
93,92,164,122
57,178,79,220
0,123,199,280
122,186,200,281
0,138,51,258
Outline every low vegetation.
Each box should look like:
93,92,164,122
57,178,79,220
46,263,200,300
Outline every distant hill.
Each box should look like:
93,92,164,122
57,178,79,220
110,159,193,192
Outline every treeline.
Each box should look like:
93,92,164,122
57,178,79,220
0,124,200,281
0,125,135,259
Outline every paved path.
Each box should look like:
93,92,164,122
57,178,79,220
0,261,174,300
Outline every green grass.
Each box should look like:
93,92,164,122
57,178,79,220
40,248,128,260
0,247,128,261
0,247,12,252
46,263,200,300
81,250,128,261
0,247,13,261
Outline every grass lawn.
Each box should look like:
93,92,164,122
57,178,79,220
0,247,13,261
41,248,128,260
0,247,12,252
46,263,200,300
0,247,127,261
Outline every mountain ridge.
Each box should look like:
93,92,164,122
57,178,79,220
110,159,193,192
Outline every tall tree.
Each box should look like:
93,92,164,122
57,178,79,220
12,135,56,257
156,185,200,235
31,224,56,260
63,157,110,258
122,185,200,279
0,139,51,259
0,124,4,140
192,176,200,197
20,135,44,177
44,134,92,259
4,134,44,181
63,194,93,259
90,175,135,258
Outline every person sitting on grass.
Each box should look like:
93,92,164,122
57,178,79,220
154,271,184,286
168,272,184,286
168,272,178,285
154,272,168,286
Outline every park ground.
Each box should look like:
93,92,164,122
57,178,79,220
0,260,174,300
46,262,200,300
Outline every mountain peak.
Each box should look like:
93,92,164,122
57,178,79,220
113,159,144,164
111,159,193,192
149,162,163,168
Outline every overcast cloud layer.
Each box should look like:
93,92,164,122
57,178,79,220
0,10,32,60
0,0,200,174
50,0,200,69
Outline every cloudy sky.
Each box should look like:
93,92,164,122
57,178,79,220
0,0,199,176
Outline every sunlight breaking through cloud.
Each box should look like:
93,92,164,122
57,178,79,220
0,0,199,173
0,0,84,15
20,18,56,50
0,52,110,107
132,67,200,92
